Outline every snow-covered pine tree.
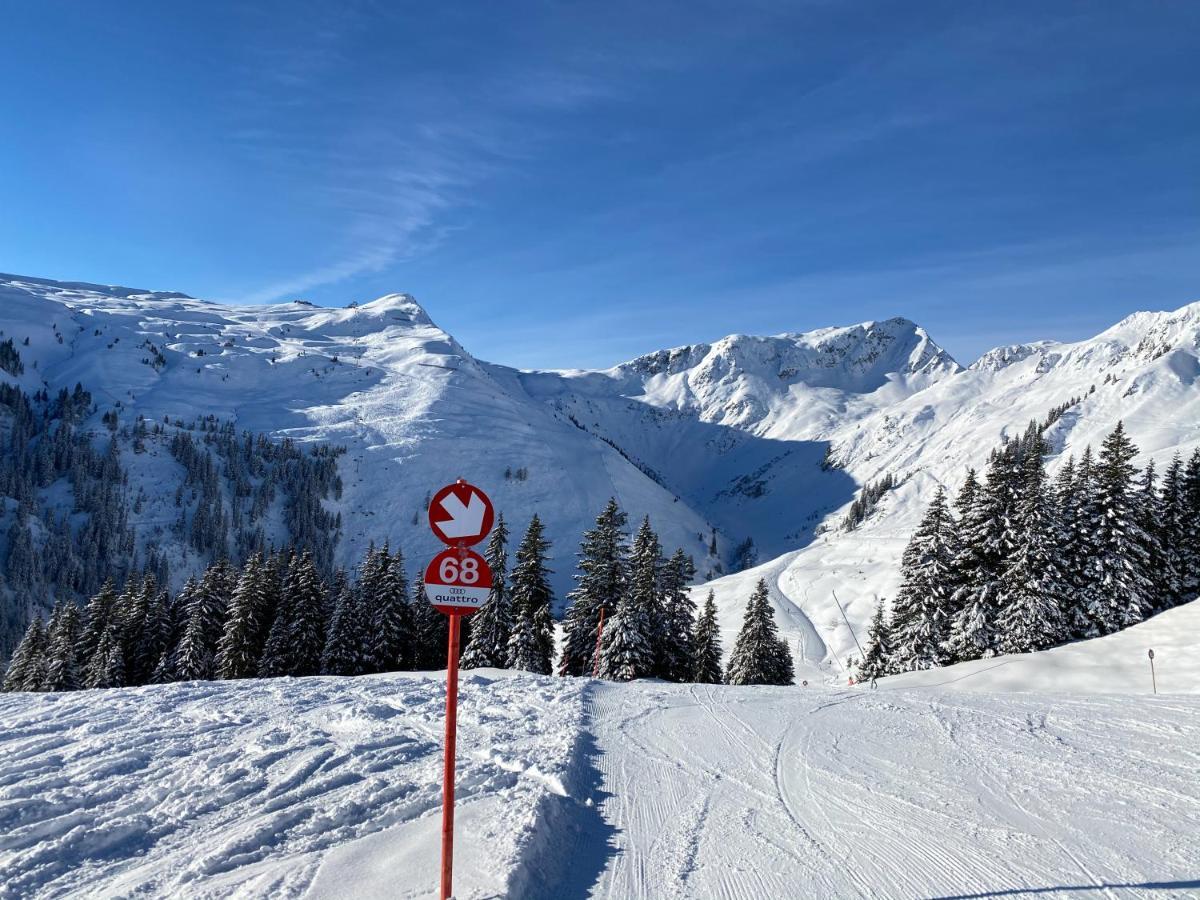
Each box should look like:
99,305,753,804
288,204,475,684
856,597,892,683
2,616,48,692
1180,449,1200,599
598,518,660,682
507,514,555,674
994,439,1069,654
725,580,792,686
944,455,1014,663
197,560,236,661
1136,460,1170,613
372,545,413,672
43,601,82,691
462,513,511,669
85,622,125,689
558,499,628,677
139,590,174,683
286,551,327,677
691,590,723,684
889,486,957,672
1158,454,1187,606
116,576,156,686
174,580,215,682
215,553,268,679
1067,446,1104,637
355,544,386,673
322,579,364,676
657,548,697,682
1087,423,1153,633
78,578,118,670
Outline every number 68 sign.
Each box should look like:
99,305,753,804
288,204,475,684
424,547,493,615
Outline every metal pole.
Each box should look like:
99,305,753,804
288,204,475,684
1148,648,1157,695
441,613,462,900
832,590,866,659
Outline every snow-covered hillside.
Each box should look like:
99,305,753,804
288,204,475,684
2,672,1197,898
2,271,1198,673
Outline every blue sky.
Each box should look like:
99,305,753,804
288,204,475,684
2,1,1198,368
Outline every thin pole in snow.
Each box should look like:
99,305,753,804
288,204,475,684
832,590,865,660
1148,648,1157,695
440,613,462,900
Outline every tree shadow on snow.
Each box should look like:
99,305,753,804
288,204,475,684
930,879,1200,899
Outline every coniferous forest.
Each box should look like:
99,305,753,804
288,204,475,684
858,420,1200,680
3,492,802,691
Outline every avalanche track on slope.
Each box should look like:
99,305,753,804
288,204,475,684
583,681,1200,900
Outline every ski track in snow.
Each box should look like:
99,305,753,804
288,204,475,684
583,681,1200,900
0,672,585,899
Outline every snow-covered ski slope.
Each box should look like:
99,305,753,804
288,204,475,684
0,671,588,899
584,680,1200,900
2,668,1198,899
3,272,1199,659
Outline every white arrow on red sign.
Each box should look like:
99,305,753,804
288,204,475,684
428,480,495,547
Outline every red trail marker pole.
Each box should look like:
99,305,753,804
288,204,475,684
425,478,495,900
441,612,462,900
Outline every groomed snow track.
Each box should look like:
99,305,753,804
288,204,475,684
2,674,1199,898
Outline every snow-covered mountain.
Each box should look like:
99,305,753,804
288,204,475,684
2,271,1198,671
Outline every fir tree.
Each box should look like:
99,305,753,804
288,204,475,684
287,551,327,677
599,517,659,681
856,598,891,683
462,514,511,670
659,549,698,682
372,545,412,672
43,602,82,691
507,515,555,674
1158,454,1187,606
173,581,215,682
322,580,364,676
994,444,1069,654
559,499,628,677
890,487,956,671
726,580,792,686
691,590,724,684
78,578,118,670
3,616,48,692
1180,449,1200,599
85,622,125,689
1087,423,1152,632
215,553,268,679
598,518,660,681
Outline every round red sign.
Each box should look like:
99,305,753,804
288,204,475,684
424,547,493,616
428,481,495,547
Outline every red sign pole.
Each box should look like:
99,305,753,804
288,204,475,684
440,611,462,900
427,478,495,900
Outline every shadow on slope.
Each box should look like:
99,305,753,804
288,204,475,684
545,392,859,562
503,682,617,900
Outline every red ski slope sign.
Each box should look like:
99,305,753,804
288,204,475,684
425,548,493,615
428,481,495,547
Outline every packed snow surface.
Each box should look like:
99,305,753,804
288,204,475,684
3,662,1199,898
585,681,1200,899
0,671,586,899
